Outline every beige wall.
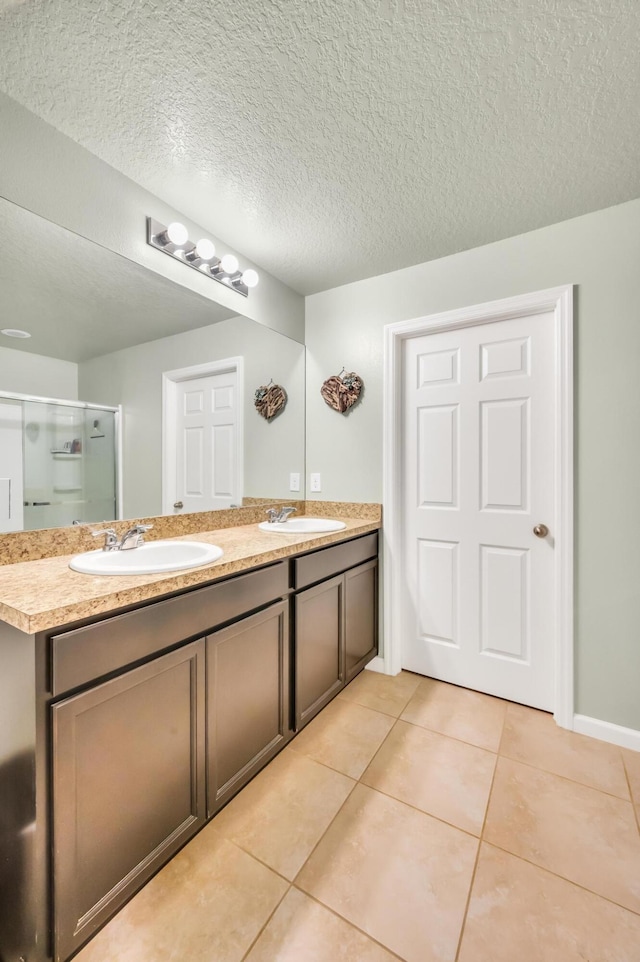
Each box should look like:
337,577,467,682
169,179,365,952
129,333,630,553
305,197,640,732
0,345,78,399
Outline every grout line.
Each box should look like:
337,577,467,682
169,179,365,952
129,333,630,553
291,885,406,961
481,839,640,918
353,780,485,843
239,880,292,961
453,745,500,962
621,752,640,836
495,750,634,803
290,778,359,886
338,692,415,719
288,720,488,842
216,834,298,886
357,715,402,782
395,715,501,755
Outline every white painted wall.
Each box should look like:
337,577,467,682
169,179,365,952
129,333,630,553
305,197,640,734
0,345,78,399
0,92,305,343
79,316,305,520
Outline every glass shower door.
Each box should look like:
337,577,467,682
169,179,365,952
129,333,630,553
22,400,117,530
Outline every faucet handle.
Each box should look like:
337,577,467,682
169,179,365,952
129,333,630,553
92,528,119,550
265,508,279,523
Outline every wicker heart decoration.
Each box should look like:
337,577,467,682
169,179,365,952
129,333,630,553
321,372,363,414
254,383,287,420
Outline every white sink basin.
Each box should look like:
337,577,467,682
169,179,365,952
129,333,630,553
258,518,347,534
70,540,223,575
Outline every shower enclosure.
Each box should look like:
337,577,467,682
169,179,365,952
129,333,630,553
0,392,120,532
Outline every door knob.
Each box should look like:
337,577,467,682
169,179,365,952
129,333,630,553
173,501,184,509
533,523,549,538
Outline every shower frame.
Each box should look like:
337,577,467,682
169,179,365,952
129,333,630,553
0,390,123,527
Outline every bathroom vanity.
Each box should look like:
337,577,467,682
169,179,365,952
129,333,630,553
0,519,378,962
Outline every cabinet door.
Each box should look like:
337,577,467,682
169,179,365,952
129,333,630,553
52,640,206,962
295,574,344,730
345,559,379,683
207,601,290,815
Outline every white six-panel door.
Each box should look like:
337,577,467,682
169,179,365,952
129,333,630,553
401,312,556,710
174,369,239,512
163,358,244,516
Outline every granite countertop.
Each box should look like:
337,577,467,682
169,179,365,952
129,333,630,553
0,517,380,635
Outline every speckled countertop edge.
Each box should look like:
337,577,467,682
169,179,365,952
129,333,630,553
0,515,381,635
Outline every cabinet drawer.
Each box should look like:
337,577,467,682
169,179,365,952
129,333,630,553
50,561,289,695
293,532,378,590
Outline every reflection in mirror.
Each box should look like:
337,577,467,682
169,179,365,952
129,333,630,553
0,197,305,532
0,395,118,532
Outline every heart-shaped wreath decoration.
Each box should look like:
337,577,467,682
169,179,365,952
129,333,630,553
254,383,287,420
320,371,363,414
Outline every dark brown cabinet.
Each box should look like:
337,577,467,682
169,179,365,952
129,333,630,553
295,574,345,728
345,558,378,682
207,600,290,814
51,640,206,962
0,532,378,962
294,536,379,730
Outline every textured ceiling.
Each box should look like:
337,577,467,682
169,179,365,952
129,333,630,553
0,0,639,294
0,200,234,362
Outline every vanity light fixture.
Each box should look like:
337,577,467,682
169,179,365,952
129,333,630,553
147,218,259,297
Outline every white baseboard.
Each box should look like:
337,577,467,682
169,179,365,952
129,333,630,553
365,656,386,674
573,714,640,752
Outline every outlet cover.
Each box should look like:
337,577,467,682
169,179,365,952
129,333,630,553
289,472,301,492
310,472,321,492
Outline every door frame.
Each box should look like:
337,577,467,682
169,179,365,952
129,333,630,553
162,357,244,515
380,286,573,728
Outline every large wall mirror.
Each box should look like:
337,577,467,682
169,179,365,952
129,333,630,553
0,196,305,533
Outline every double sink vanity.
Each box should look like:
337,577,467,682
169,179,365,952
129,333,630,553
0,502,380,962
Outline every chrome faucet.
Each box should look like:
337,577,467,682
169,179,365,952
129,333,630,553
91,528,120,552
91,524,153,551
265,506,297,524
119,524,154,550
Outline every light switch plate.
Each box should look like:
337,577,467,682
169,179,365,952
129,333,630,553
289,472,301,492
310,472,321,492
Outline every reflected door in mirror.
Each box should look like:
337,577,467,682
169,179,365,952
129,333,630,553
169,364,241,513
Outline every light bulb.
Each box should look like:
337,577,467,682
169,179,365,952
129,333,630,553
220,254,239,274
242,269,259,288
195,238,215,260
166,222,189,245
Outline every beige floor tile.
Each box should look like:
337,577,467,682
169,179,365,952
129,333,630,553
245,887,399,962
73,827,288,962
338,668,422,716
361,720,496,835
213,749,355,880
622,747,640,804
289,698,395,778
485,757,640,913
401,678,506,751
297,783,478,962
458,843,640,962
501,702,629,797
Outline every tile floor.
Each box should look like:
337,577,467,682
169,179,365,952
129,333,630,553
75,670,640,962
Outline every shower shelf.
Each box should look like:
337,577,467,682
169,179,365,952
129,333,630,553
51,451,82,459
